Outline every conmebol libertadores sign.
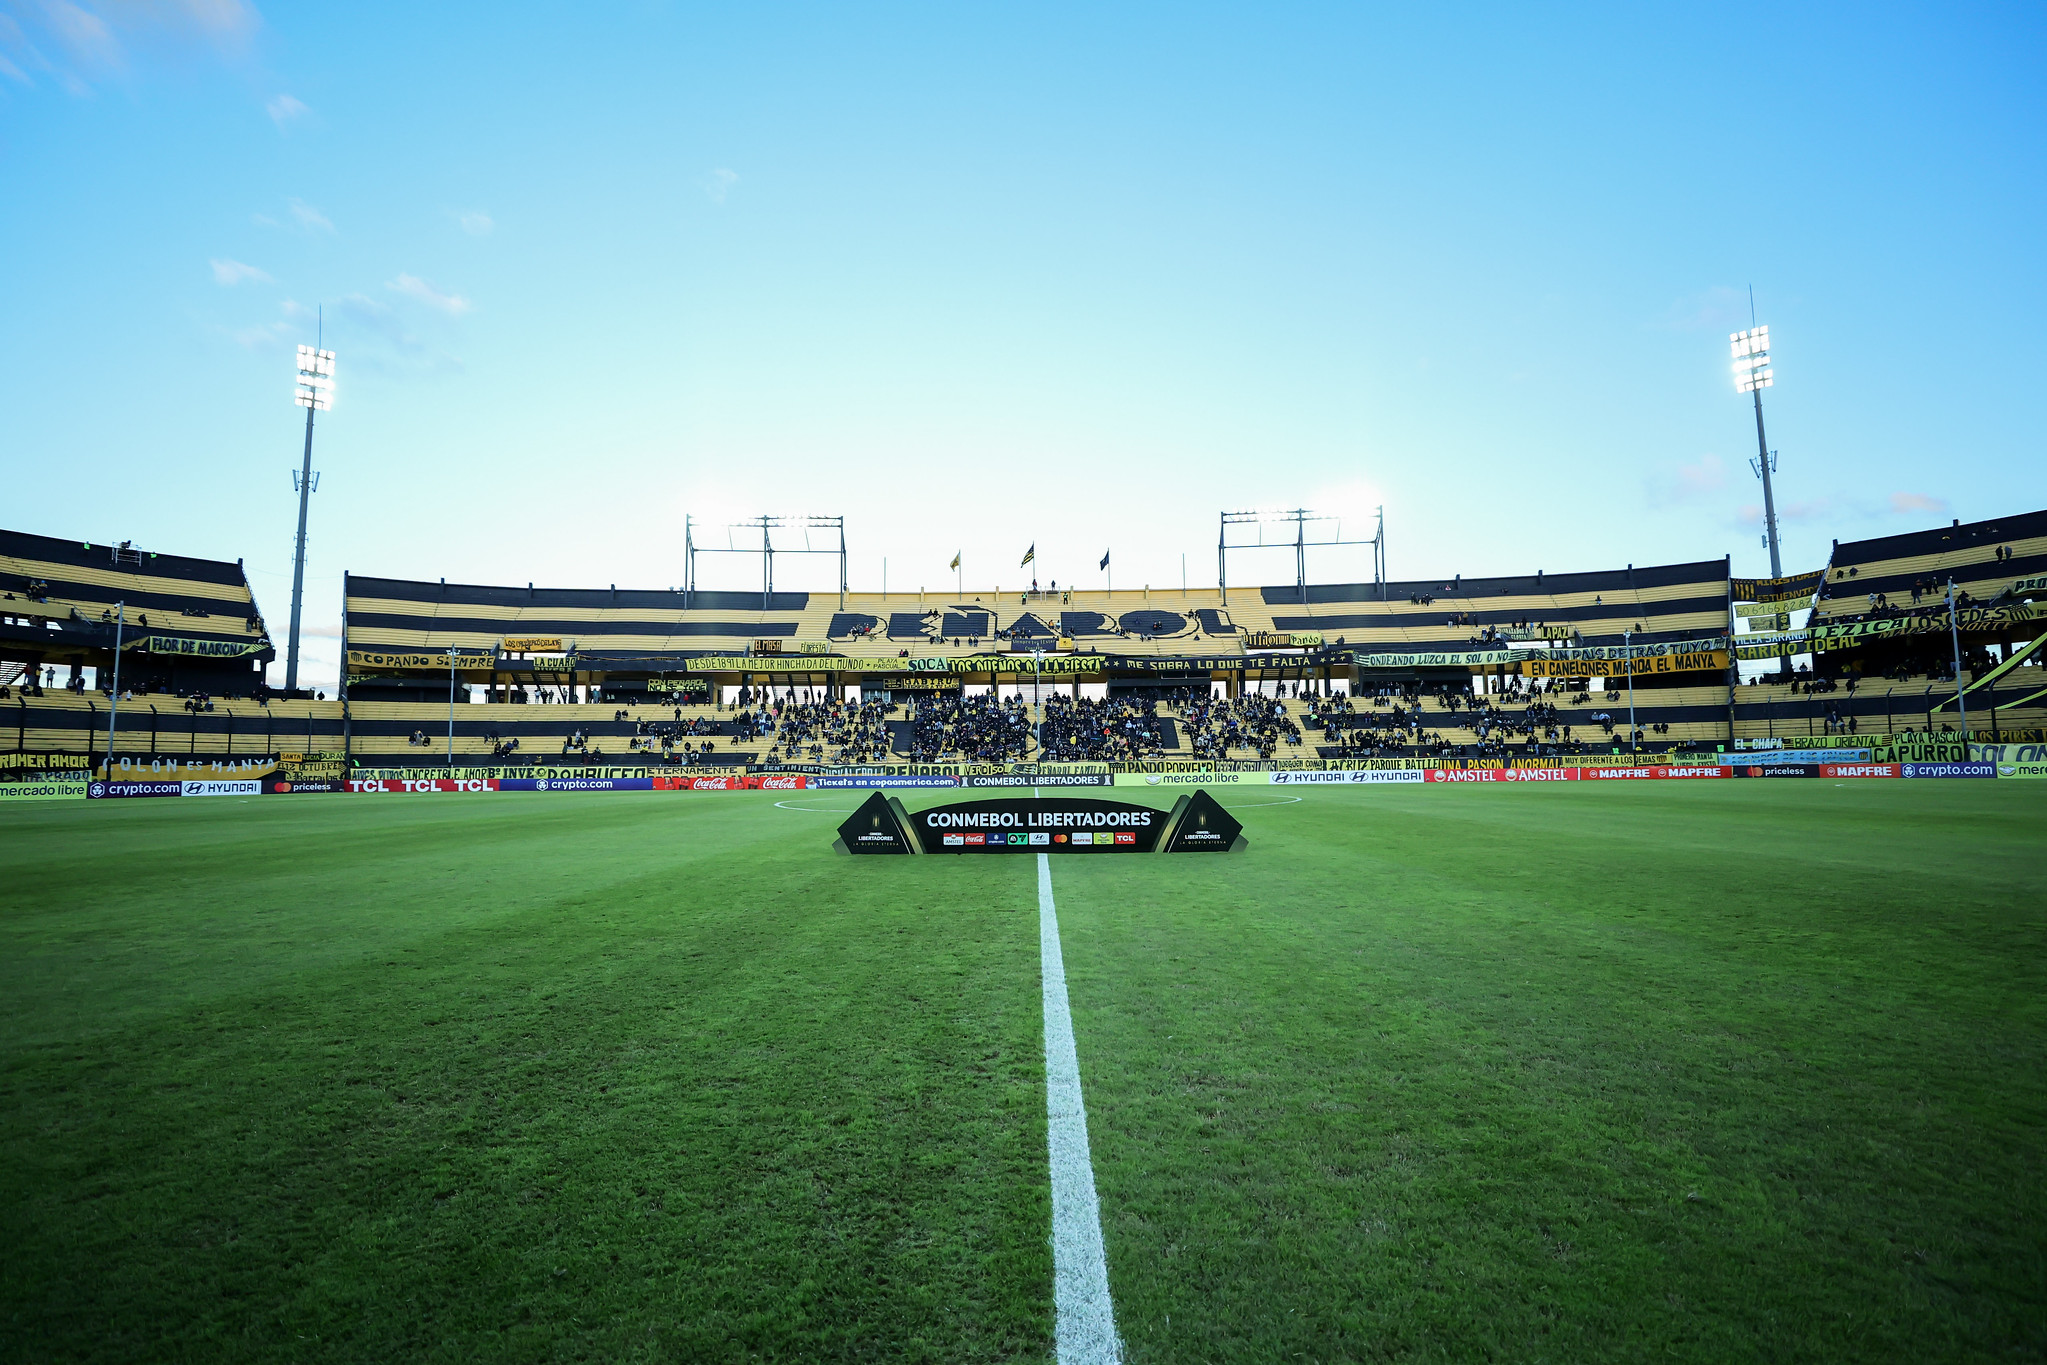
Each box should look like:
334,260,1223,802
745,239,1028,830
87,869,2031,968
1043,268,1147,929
834,791,1244,854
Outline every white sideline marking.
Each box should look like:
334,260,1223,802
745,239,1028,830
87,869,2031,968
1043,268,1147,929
1038,853,1122,1364
771,801,853,812
1221,795,1305,809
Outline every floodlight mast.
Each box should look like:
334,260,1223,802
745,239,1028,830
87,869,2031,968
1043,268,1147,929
1732,325,1782,579
287,340,336,692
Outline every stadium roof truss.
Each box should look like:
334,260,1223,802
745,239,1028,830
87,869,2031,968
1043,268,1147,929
684,514,848,612
1219,507,1385,606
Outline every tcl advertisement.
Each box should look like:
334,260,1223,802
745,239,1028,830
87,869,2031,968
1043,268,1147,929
345,779,500,793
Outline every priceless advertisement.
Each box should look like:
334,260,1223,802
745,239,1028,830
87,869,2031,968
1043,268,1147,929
265,778,342,794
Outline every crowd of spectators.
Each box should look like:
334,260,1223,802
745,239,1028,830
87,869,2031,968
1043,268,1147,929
1310,680,1609,757
905,694,1031,762
1180,694,1301,759
760,696,893,764
1035,694,1175,760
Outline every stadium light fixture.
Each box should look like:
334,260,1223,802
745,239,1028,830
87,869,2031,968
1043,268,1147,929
295,344,336,410
286,335,336,693
1730,314,1785,585
1730,326,1772,394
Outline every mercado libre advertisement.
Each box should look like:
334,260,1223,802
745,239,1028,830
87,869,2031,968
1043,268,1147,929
0,776,89,801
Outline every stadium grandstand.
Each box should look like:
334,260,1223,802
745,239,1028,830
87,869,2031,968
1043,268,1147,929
0,528,342,770
3,509,2041,773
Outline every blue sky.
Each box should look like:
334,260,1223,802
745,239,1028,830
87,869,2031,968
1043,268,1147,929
3,3,2042,689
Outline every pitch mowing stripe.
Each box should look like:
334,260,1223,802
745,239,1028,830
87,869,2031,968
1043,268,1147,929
1037,853,1123,1364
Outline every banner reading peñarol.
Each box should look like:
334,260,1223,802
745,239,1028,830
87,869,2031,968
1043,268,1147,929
835,790,1243,854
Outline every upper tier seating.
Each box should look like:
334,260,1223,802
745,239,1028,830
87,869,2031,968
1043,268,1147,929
1260,558,1732,655
1811,509,2047,624
0,528,271,666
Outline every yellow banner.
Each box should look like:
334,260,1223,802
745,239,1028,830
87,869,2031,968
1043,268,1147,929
500,636,565,653
0,752,92,770
1521,650,1728,678
124,635,268,658
347,648,497,671
1733,570,1824,604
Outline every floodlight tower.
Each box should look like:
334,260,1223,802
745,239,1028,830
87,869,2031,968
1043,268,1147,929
287,342,335,692
1731,325,1781,578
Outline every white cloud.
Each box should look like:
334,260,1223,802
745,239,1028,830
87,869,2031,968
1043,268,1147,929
265,93,309,127
0,0,259,93
456,210,493,236
209,257,271,286
40,1,118,68
388,273,471,316
288,198,334,233
1889,491,1949,516
704,167,739,204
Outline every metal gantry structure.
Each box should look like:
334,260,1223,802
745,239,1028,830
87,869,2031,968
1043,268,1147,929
1218,506,1385,606
684,514,848,612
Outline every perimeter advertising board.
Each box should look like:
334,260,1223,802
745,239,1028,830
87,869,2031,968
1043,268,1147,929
0,779,87,800
836,790,1244,854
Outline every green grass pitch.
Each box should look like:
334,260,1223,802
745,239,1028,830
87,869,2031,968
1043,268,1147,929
2,783,2043,1362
